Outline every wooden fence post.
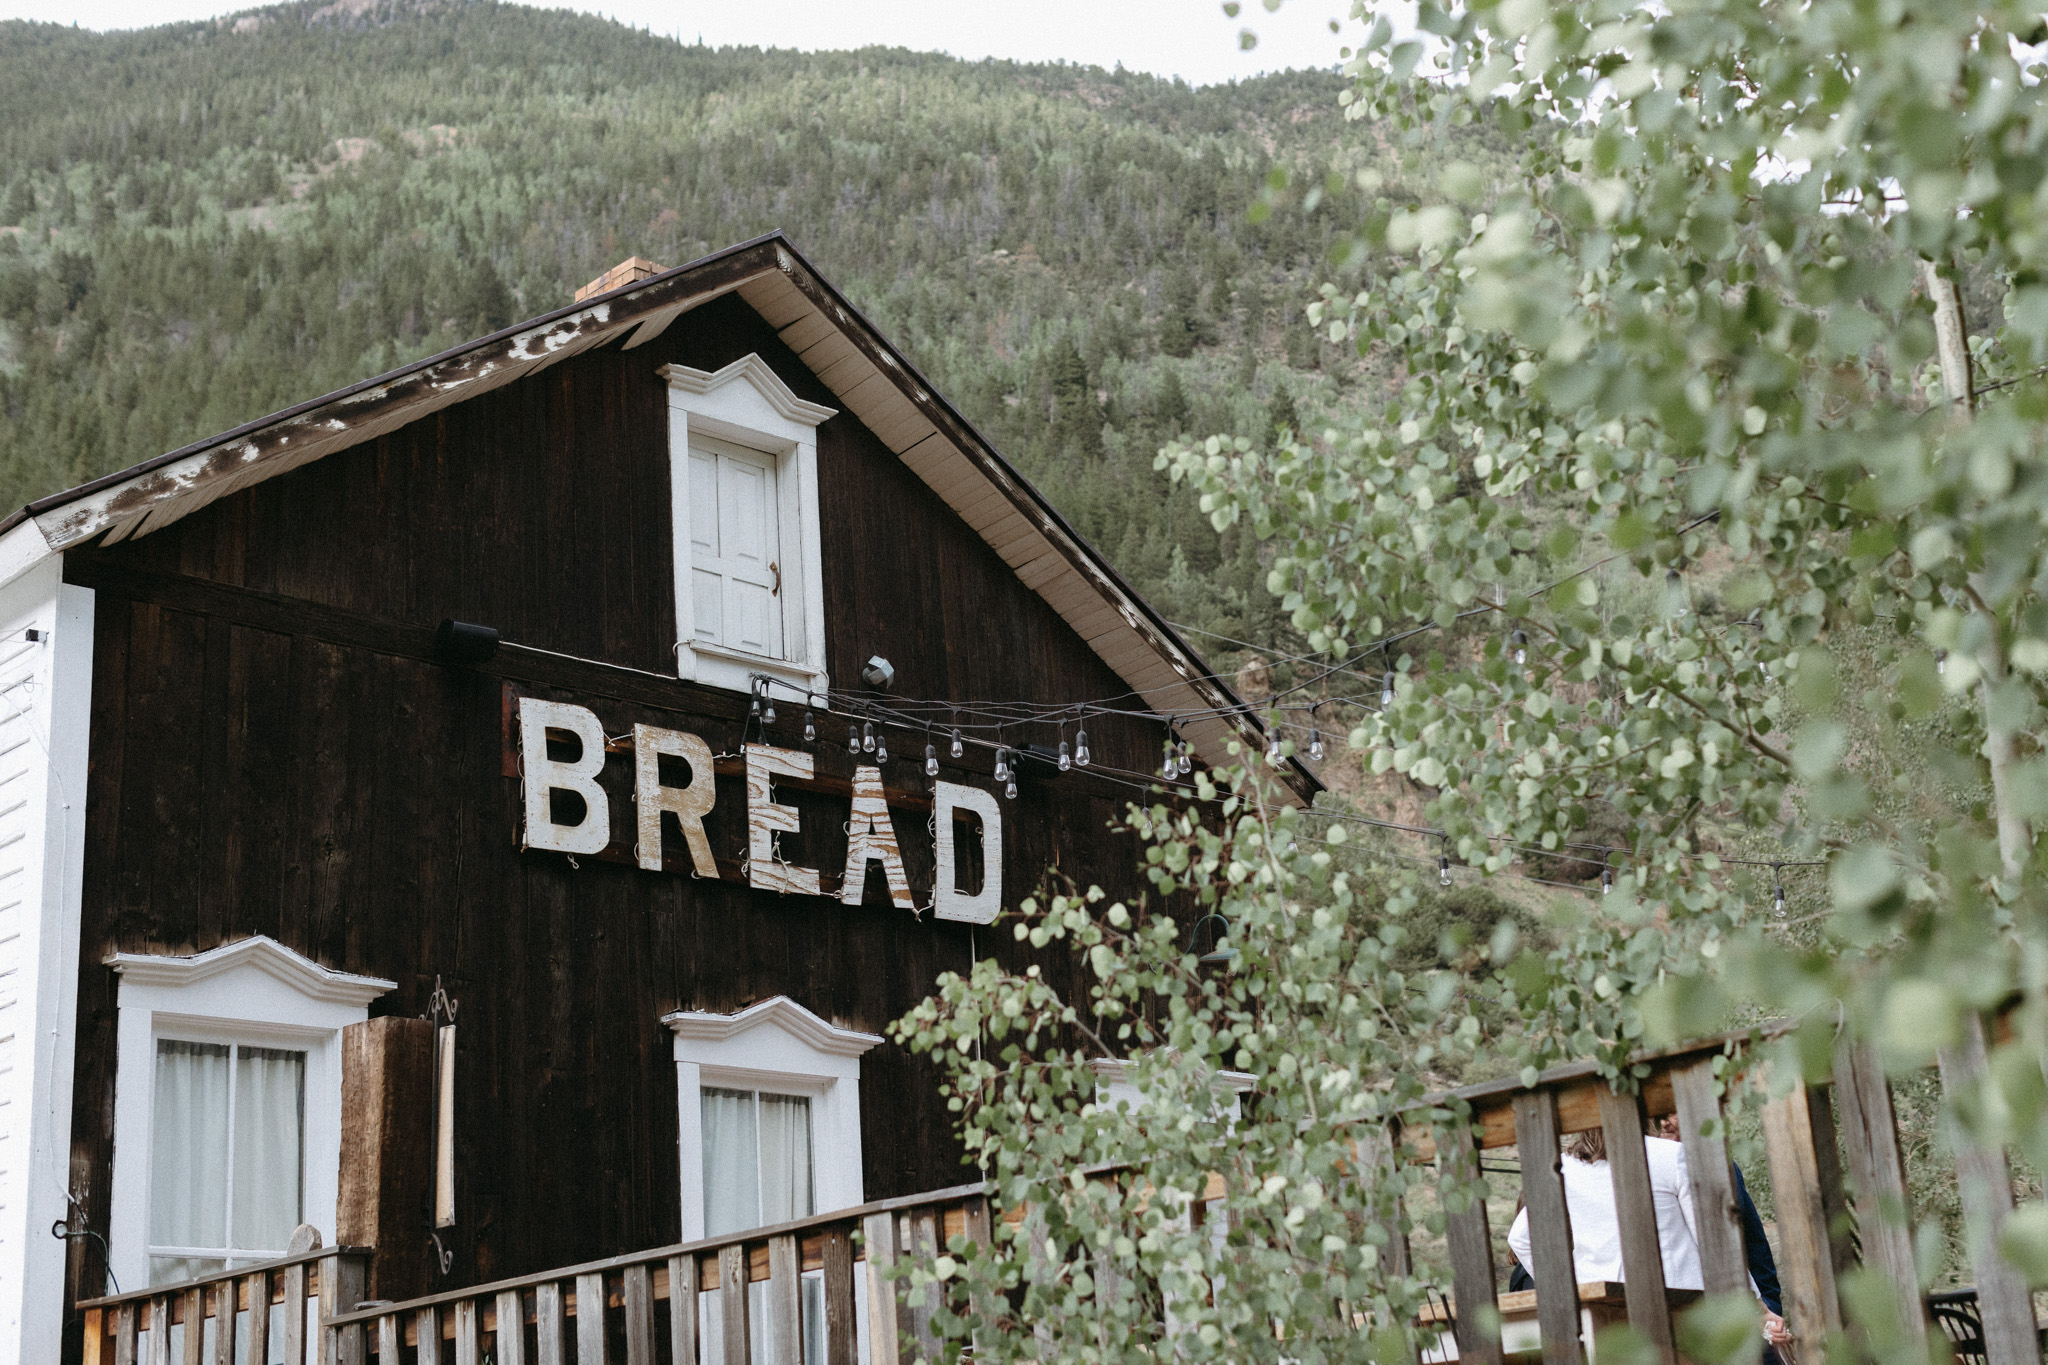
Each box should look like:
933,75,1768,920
1441,1116,1503,1365
1832,1041,1928,1349
1669,1058,1750,1297
863,1211,905,1365
1511,1090,1583,1365
1597,1085,1675,1363
576,1272,609,1365
718,1245,750,1365
1939,1015,2043,1365
821,1228,856,1365
667,1256,699,1365
1761,1082,1844,1362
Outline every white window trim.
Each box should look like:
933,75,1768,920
663,996,879,1241
105,936,394,1290
660,355,837,700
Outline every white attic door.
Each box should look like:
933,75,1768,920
689,437,784,659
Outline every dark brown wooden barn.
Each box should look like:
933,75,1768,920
0,234,1315,1363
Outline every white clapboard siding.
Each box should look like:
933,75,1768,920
0,556,92,1365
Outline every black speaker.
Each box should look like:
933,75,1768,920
434,619,500,665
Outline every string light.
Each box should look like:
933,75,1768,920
749,684,763,720
925,743,939,777
1058,739,1072,771
1438,844,1453,887
803,708,816,744
862,722,876,754
951,728,965,759
1309,710,1324,763
1667,567,1688,618
1773,865,1786,918
1381,672,1395,709
875,733,888,764
1266,731,1285,765
761,693,776,726
1601,867,1613,896
1074,727,1091,767
1936,649,1948,676
848,722,861,752
1162,738,1177,779
995,747,1011,782
1005,774,1019,800
1511,629,1528,666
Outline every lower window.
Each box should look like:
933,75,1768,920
701,1086,813,1237
147,1039,306,1285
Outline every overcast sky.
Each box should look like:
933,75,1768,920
0,0,1360,87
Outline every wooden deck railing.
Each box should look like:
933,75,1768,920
77,1238,371,1365
315,1182,991,1365
1389,1026,2030,1365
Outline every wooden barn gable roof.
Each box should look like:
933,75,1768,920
1,232,1319,804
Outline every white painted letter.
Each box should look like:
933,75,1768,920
841,765,912,910
519,698,610,855
745,743,821,896
634,724,718,876
933,781,1002,924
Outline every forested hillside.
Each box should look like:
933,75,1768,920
0,0,1518,648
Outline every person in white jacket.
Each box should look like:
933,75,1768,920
1505,1126,1791,1349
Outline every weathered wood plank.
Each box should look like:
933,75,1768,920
210,1283,235,1365
326,1252,368,1365
114,1303,138,1365
1760,1083,1844,1360
719,1244,750,1365
374,1315,400,1364
1511,1090,1582,1365
1442,1119,1504,1365
1938,1016,2042,1365
667,1254,699,1365
822,1226,857,1365
1596,1085,1674,1362
453,1298,482,1365
282,1260,309,1365
767,1235,803,1365
623,1263,655,1365
533,1281,567,1365
241,1276,270,1365
180,1287,203,1365
85,1307,105,1365
413,1307,440,1365
494,1289,527,1365
576,1272,609,1365
863,1211,904,1365
1669,1059,1748,1296
1832,1041,1927,1349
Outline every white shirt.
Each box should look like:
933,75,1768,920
1506,1135,1703,1290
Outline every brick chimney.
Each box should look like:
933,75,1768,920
574,256,666,303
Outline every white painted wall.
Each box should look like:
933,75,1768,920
0,551,93,1365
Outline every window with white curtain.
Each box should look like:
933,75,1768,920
147,1039,305,1285
701,1086,813,1237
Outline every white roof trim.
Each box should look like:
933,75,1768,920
105,934,396,1008
659,355,838,428
661,995,882,1059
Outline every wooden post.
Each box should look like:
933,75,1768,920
821,1227,857,1365
1832,1041,1928,1348
1939,1016,2043,1365
718,1245,750,1365
210,1281,236,1365
1597,1085,1675,1362
576,1272,610,1365
863,1210,905,1365
180,1286,204,1365
1669,1059,1749,1296
84,1307,104,1365
414,1306,441,1365
495,1289,527,1365
1357,1123,1412,1280
1804,1084,1858,1284
375,1314,401,1364
667,1256,699,1365
282,1264,309,1365
147,1296,171,1365
453,1298,481,1365
623,1264,655,1365
534,1281,567,1365
1511,1091,1583,1365
114,1303,138,1365
1442,1117,1503,1365
1761,1083,1844,1360
242,1273,271,1365
324,1251,368,1365
767,1236,803,1365
337,1017,436,1303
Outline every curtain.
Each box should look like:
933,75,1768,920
757,1094,812,1225
232,1046,304,1255
150,1041,230,1285
703,1087,761,1237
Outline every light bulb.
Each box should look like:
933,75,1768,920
1773,869,1786,918
1381,674,1395,708
925,744,939,777
1058,740,1071,771
1438,852,1452,887
749,691,763,719
1601,868,1613,896
876,736,888,764
1075,728,1090,767
1667,568,1687,618
950,729,964,759
1512,629,1528,666
1178,748,1193,778
862,722,875,753
1310,733,1324,761
1162,743,1176,779
849,723,861,751
762,698,776,725
803,709,815,744
1266,736,1284,764
1005,777,1018,800
1936,649,1948,676
995,748,1010,782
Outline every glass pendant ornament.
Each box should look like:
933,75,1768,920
803,709,816,744
862,722,875,753
1075,728,1090,767
950,729,964,759
1058,740,1071,771
925,744,939,777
